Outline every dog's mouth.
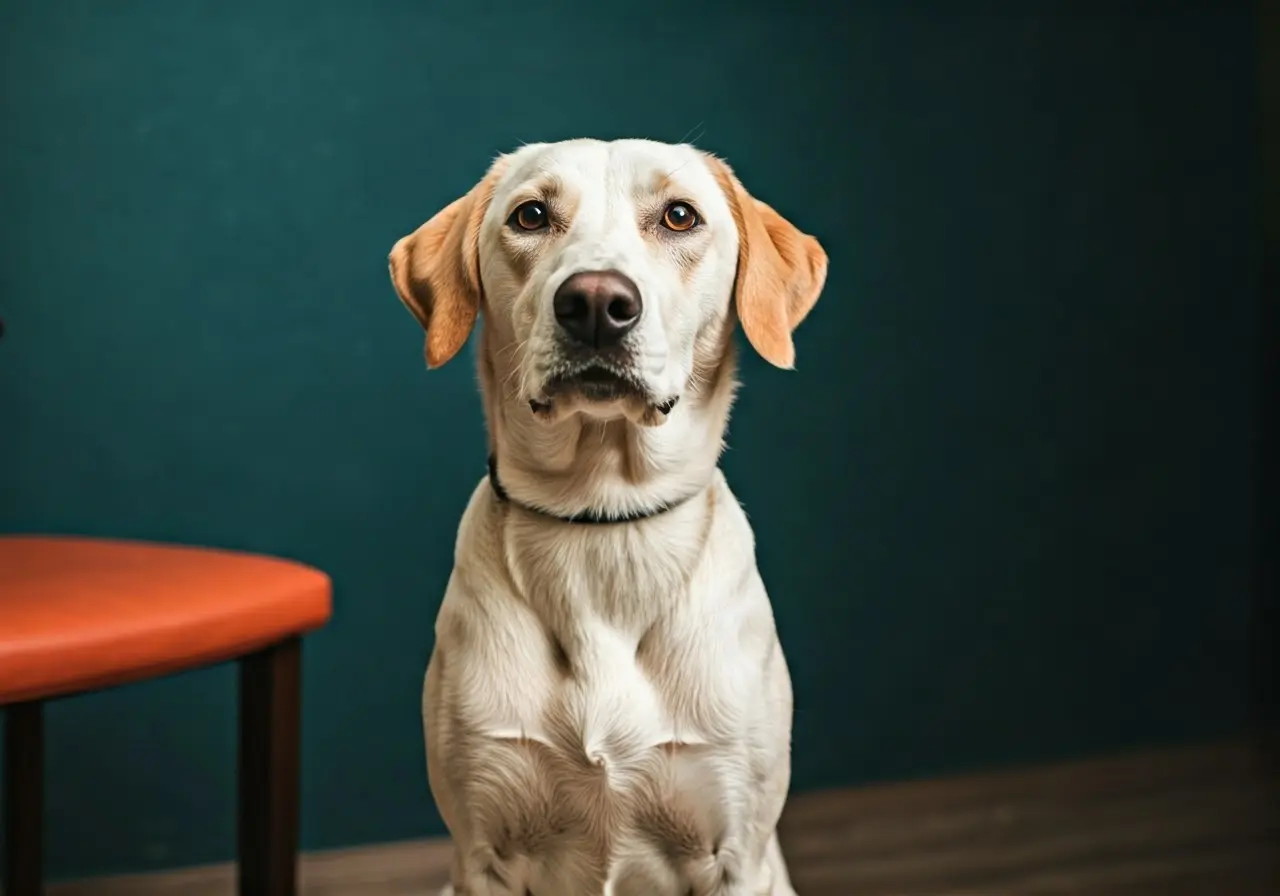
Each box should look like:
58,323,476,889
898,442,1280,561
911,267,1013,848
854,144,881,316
544,364,643,402
529,365,679,418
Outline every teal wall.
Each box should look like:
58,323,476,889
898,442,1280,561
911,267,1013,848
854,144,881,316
0,0,1261,880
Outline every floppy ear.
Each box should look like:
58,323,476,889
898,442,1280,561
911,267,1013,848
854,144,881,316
705,156,828,369
388,160,505,368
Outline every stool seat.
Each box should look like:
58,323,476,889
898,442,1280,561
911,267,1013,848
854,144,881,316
0,536,331,704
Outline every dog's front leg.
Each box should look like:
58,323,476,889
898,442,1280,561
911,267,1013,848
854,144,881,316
441,838,531,896
759,831,798,896
426,654,510,896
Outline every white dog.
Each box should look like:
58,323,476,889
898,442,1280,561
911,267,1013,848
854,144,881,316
389,138,827,895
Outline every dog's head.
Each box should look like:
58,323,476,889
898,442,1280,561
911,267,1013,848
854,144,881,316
389,139,826,425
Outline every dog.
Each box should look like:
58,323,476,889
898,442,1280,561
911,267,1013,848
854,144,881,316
388,138,826,895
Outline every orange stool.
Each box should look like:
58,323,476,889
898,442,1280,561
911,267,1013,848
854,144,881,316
0,536,332,896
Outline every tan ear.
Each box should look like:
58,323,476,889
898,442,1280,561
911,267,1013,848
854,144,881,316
388,160,505,368
705,156,828,369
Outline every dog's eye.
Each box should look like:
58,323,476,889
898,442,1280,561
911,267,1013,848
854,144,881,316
509,200,549,232
661,202,699,232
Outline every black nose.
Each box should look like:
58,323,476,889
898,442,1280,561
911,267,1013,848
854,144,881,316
552,270,643,349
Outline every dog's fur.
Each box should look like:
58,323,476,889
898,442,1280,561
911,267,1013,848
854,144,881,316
389,139,826,895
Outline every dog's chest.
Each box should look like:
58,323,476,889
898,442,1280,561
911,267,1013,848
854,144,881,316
453,514,773,891
500,513,760,740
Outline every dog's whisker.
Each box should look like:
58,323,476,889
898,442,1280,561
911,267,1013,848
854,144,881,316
500,349,525,386
498,340,533,399
676,120,706,146
664,159,694,180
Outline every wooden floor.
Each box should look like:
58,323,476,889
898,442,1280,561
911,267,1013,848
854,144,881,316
50,740,1280,895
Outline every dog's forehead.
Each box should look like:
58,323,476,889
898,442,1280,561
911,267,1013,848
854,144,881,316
493,139,722,205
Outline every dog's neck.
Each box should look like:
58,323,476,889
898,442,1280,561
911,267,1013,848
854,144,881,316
477,324,739,523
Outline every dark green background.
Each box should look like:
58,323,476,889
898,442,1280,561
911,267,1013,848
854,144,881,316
0,0,1261,880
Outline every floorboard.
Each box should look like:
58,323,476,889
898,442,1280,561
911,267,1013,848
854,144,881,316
48,739,1280,895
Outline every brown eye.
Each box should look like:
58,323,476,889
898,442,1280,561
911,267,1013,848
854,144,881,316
510,200,549,231
661,202,699,232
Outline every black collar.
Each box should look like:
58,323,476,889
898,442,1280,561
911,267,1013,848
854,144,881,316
487,455,696,525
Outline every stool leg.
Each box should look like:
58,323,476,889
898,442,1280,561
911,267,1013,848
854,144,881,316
238,637,302,896
4,700,44,896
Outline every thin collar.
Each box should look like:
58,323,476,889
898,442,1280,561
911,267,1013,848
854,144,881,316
487,455,696,525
